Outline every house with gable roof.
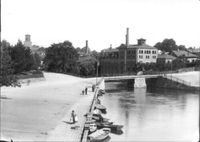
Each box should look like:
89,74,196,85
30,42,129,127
171,50,199,63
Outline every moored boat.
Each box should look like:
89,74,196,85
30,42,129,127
88,128,111,141
96,123,123,133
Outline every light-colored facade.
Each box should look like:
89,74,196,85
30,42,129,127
136,47,157,63
100,38,158,75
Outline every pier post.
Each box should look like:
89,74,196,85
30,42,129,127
134,77,146,88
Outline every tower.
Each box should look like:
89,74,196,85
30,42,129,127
24,34,32,48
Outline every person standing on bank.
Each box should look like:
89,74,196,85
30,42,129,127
92,85,95,92
85,87,88,95
70,110,78,124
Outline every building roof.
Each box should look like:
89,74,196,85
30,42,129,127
157,54,176,60
101,43,157,53
172,50,198,58
101,48,119,53
188,48,200,53
128,44,157,49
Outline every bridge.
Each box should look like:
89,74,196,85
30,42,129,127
104,74,165,88
104,74,164,81
103,73,197,89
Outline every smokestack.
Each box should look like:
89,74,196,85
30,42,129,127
126,27,129,47
86,40,88,54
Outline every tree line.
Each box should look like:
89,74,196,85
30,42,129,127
0,40,42,86
43,40,98,77
0,40,99,86
1,38,199,87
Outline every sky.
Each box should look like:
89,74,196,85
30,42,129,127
2,0,200,51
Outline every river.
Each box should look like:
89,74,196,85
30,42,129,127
100,82,199,142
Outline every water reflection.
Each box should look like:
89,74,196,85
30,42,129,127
101,86,199,142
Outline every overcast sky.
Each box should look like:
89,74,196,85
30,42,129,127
2,0,200,51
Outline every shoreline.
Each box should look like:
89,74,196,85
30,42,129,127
1,72,96,141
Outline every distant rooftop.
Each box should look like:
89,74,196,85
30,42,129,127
128,44,157,49
101,48,119,53
188,48,200,53
172,50,198,58
157,54,176,60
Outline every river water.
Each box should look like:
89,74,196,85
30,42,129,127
100,82,199,142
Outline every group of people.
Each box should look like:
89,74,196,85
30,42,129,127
70,84,97,125
81,87,88,95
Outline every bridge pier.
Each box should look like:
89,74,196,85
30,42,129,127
134,77,146,88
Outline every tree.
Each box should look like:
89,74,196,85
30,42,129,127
154,39,178,53
77,56,97,77
32,53,41,69
0,40,18,86
43,41,78,74
11,40,35,74
178,45,187,51
172,58,186,70
91,50,100,60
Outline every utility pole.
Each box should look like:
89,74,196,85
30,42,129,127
96,61,99,85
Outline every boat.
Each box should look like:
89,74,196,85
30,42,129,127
99,89,106,94
88,128,111,141
96,123,123,133
89,123,98,133
95,104,106,110
95,104,106,109
92,115,111,123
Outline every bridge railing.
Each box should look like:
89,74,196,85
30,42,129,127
100,70,179,77
163,75,191,86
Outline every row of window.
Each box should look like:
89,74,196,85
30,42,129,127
139,55,157,59
139,50,157,54
128,50,136,54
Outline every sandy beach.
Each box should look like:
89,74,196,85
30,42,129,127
1,72,96,141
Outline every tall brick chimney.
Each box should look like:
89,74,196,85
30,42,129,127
85,40,88,54
124,28,129,73
126,28,129,47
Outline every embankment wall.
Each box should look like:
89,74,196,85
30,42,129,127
146,77,199,91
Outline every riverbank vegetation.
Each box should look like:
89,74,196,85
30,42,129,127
0,40,43,87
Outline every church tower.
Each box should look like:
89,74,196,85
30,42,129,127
24,34,32,48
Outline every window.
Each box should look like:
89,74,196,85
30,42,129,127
139,50,143,54
146,55,149,59
152,56,156,59
152,50,157,54
139,55,143,59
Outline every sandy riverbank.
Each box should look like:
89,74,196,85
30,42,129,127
1,72,96,141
